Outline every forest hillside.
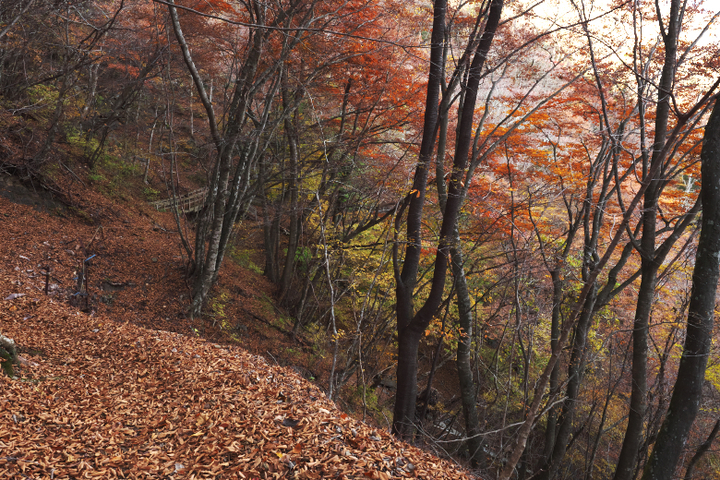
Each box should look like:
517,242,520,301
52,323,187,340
0,192,470,479
3,0,720,479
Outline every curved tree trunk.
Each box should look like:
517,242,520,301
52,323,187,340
392,0,503,438
391,0,447,437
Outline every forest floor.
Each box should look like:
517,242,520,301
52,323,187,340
0,170,475,478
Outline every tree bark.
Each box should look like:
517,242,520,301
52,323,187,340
613,259,658,480
542,268,562,462
534,290,597,480
392,0,503,438
641,97,720,480
262,157,280,283
392,0,447,437
452,235,483,466
279,88,301,302
613,1,681,477
433,45,482,464
168,0,314,317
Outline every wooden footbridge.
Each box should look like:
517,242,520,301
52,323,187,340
149,188,208,213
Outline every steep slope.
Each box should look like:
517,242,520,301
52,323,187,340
0,195,473,478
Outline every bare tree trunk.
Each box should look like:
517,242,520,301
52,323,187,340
614,260,658,480
279,87,301,302
641,97,720,480
534,291,596,480
168,0,263,316
392,0,447,437
542,268,562,462
432,45,483,464
168,0,318,317
614,1,681,476
452,238,484,466
80,63,99,121
392,0,503,438
262,165,280,283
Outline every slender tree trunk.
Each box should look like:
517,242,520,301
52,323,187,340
392,0,503,438
81,63,99,121
33,73,73,167
432,43,483,464
534,290,597,480
452,237,484,466
261,157,280,282
613,258,658,480
279,95,301,301
542,268,562,462
641,97,720,480
392,0,447,437
613,0,681,475
586,347,628,480
169,0,270,317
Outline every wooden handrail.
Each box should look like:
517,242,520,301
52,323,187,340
149,188,208,213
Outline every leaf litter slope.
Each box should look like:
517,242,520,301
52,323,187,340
0,197,471,479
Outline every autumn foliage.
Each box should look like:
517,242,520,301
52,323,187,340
2,0,720,479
